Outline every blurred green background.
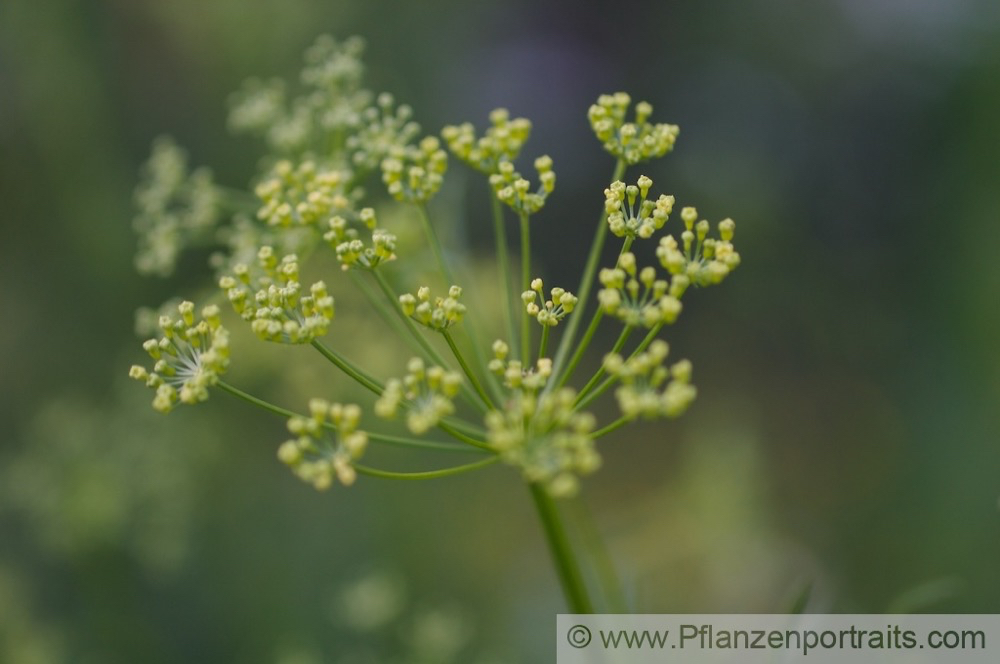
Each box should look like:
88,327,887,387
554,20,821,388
2,0,999,661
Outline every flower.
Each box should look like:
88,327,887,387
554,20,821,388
129,301,230,413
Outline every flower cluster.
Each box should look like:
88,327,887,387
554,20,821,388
129,302,230,413
324,208,397,271
441,108,532,174
489,157,555,215
277,399,368,490
133,137,221,277
255,160,355,229
588,93,679,165
656,208,741,287
604,341,696,419
228,35,372,158
604,176,675,240
487,341,553,391
598,253,686,328
219,247,334,343
485,389,599,497
399,285,465,331
380,137,448,204
522,278,577,327
374,359,462,434
347,93,422,172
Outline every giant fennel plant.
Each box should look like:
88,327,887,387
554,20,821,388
128,35,740,613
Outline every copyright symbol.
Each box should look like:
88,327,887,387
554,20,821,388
567,624,592,648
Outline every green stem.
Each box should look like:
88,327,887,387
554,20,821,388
519,211,532,366
351,271,430,360
416,202,456,285
443,329,494,410
491,193,518,356
556,309,603,390
575,325,633,404
215,381,477,453
353,455,499,480
550,158,627,383
371,270,453,371
538,324,550,362
592,415,632,439
529,482,594,613
310,340,383,395
574,323,664,411
437,421,494,451
567,497,628,613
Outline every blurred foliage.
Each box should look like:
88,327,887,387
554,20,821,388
1,0,999,661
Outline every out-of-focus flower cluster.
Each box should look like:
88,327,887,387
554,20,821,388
219,247,334,344
441,108,532,174
380,136,448,204
604,340,697,419
598,252,686,328
486,390,599,497
133,136,221,277
489,156,555,215
375,359,463,434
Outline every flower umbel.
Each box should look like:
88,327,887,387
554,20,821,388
604,176,675,240
381,136,448,204
278,399,369,491
219,247,334,343
587,93,679,165
597,252,685,328
486,390,599,497
441,108,533,174
489,156,555,215
656,208,741,286
129,302,230,413
399,285,466,331
522,278,577,327
604,340,697,419
374,359,463,434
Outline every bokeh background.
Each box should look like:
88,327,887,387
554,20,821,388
2,0,999,661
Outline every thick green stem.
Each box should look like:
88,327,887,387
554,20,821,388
353,455,499,480
529,482,594,613
491,193,518,353
443,329,494,410
550,159,627,383
519,211,532,366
